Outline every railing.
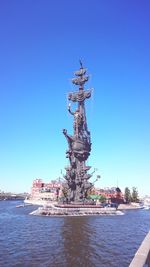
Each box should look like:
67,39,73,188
129,231,150,267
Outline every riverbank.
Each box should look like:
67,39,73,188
118,203,142,210
24,198,58,206
25,199,143,211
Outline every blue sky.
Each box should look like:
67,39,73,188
0,0,150,196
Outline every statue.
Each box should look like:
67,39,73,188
68,104,84,137
63,61,93,203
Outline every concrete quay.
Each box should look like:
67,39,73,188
129,231,150,267
24,198,58,206
118,203,142,210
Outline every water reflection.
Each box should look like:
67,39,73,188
61,216,96,267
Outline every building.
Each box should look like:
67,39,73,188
29,179,124,204
91,186,124,204
30,179,62,201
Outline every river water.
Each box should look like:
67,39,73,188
0,200,150,267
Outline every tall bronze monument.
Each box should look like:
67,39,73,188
63,62,93,202
30,63,119,215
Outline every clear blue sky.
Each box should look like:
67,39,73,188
0,0,150,196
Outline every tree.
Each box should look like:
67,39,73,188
124,187,131,203
99,194,106,203
131,187,139,203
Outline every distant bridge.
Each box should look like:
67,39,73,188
0,193,29,200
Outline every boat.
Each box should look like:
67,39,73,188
143,206,150,210
16,204,25,208
16,203,32,208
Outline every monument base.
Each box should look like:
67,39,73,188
30,203,123,216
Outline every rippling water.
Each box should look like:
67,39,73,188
0,201,150,267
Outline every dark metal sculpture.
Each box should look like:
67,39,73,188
63,62,93,202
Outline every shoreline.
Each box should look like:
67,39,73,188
24,199,143,210
118,203,142,210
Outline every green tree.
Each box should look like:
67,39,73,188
124,187,131,203
99,194,107,203
131,187,139,203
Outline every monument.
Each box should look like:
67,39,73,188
30,62,120,216
62,61,93,203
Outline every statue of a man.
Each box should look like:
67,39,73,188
68,104,83,136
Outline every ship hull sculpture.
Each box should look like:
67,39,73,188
62,62,93,203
